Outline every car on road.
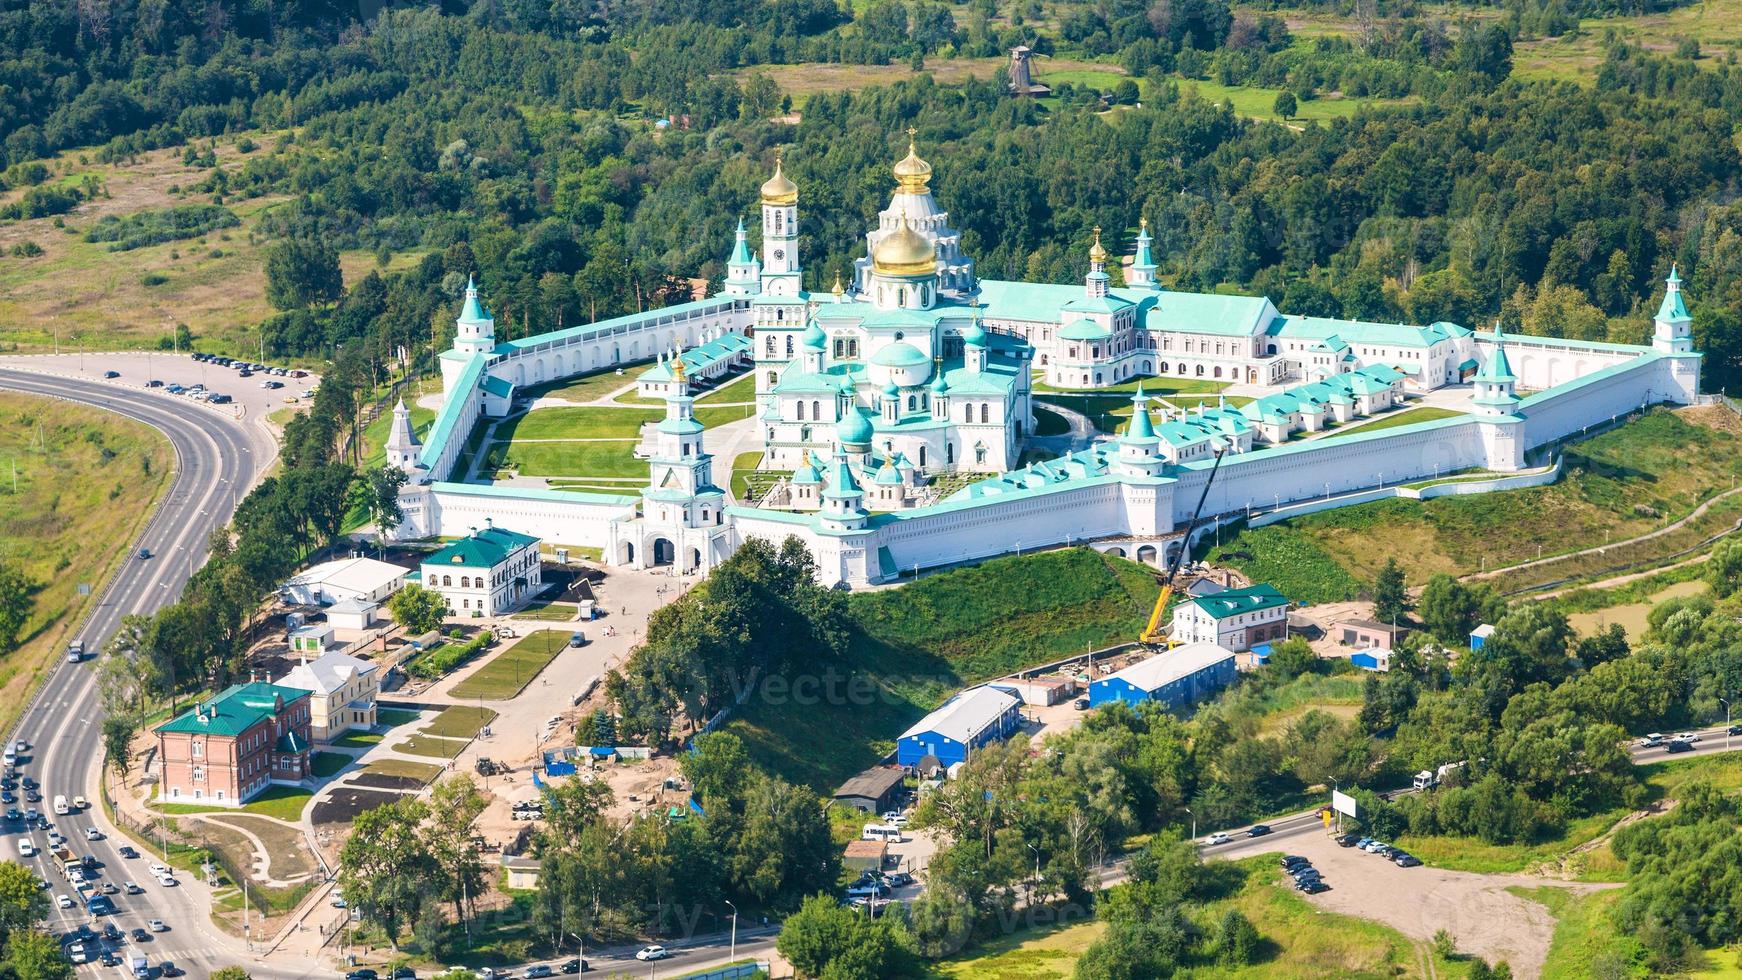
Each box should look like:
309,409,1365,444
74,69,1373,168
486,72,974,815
123,881,142,894
103,922,121,941
525,967,554,978
1667,740,1695,754
559,959,586,974
1247,824,1272,837
1204,832,1230,846
98,951,120,967
147,919,166,933
117,845,137,859
100,882,117,894
2,809,16,822
22,789,37,803
130,927,149,943
102,371,120,379
1298,878,1331,894
0,792,12,805
84,827,101,841
390,969,416,979
160,963,184,977
1675,732,1701,744
343,971,379,980
1730,725,1742,736
1394,853,1422,867
55,894,71,908
16,838,34,857
137,548,151,560
634,945,668,962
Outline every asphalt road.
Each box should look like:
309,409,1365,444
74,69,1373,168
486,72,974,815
1205,722,1742,861
0,368,273,977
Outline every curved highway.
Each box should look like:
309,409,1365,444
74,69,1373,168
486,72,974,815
0,368,282,977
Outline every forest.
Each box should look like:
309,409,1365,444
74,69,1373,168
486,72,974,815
1,0,1740,391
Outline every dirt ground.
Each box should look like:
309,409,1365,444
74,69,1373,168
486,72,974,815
1266,832,1618,979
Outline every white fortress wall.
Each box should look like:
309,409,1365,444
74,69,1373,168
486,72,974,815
1491,335,1643,392
1516,352,1674,448
486,297,747,390
420,483,637,547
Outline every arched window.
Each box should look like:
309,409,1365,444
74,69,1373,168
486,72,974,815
963,405,972,423
442,575,452,587
1195,365,1205,376
907,395,917,411
1214,366,1223,379
797,401,805,421
765,336,775,356
811,400,820,420
918,445,926,467
785,337,793,356
947,443,955,464
980,403,989,424
766,371,777,386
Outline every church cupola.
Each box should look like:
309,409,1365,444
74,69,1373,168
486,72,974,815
870,216,938,311
1085,227,1110,299
723,217,762,297
454,275,495,354
1128,218,1158,290
962,312,988,373
1654,264,1694,355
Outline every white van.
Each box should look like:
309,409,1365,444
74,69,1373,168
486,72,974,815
16,838,34,857
52,795,69,816
861,824,903,843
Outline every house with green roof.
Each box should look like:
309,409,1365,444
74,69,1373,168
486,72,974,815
420,520,543,617
1171,583,1289,651
155,682,313,806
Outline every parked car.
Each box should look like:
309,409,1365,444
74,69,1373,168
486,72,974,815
145,379,163,388
342,970,379,980
1334,833,1361,847
1394,853,1422,868
1280,855,1309,870
634,946,668,962
1297,878,1330,894
1073,697,1090,711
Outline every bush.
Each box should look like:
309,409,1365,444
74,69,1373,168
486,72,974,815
406,633,488,679
85,203,239,251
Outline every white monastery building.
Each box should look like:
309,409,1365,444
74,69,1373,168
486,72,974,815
384,136,1705,589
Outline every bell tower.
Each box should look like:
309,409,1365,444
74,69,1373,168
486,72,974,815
759,155,802,297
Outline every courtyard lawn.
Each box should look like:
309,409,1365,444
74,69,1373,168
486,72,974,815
331,730,384,748
1316,405,1464,439
489,440,645,479
513,600,578,622
421,705,499,739
361,758,445,783
155,785,314,822
694,402,756,427
498,406,661,441
309,751,351,778
450,630,569,701
376,708,424,727
397,734,471,759
520,360,652,403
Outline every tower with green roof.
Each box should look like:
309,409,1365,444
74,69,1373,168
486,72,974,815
723,217,762,297
454,275,495,357
642,360,726,524
1116,384,1164,478
1127,218,1159,290
1470,325,1519,416
1653,265,1693,355
819,448,868,531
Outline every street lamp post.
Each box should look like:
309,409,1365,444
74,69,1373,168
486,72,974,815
1027,843,1042,900
725,899,737,965
1724,698,1733,752
1183,806,1195,842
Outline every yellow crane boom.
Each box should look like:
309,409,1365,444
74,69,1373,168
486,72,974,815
1139,446,1229,646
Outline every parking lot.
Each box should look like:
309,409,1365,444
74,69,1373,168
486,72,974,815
1211,828,1610,978
0,350,319,425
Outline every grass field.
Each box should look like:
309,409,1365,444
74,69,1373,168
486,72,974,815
154,785,314,822
1207,408,1742,601
931,857,1469,978
309,751,351,778
723,548,1161,791
396,734,471,758
1168,77,1417,123
1511,886,1649,979
1315,405,1464,439
512,600,577,622
376,707,423,727
331,730,384,748
1565,578,1707,639
0,132,419,357
0,392,173,741
420,704,499,739
449,630,568,700
361,758,444,783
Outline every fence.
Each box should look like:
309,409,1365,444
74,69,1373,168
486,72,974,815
672,961,771,980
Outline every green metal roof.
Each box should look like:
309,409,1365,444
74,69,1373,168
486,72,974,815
1188,584,1288,619
870,341,930,368
157,683,311,738
1657,267,1691,322
1059,318,1112,341
426,525,539,568
481,375,514,398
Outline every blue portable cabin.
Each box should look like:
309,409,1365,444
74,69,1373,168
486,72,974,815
896,686,1024,769
1469,623,1495,651
1350,652,1383,671
1088,642,1238,711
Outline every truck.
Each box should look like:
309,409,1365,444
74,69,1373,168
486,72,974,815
126,951,148,979
1411,761,1469,791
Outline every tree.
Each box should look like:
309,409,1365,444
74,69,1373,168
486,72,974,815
0,561,36,656
357,465,407,552
209,970,252,980
1576,623,1629,669
388,583,447,634
265,238,343,311
681,731,751,806
424,776,489,925
1418,574,1478,643
1373,558,1407,624
337,797,435,949
102,716,136,780
1272,90,1297,119
6,927,72,980
1216,908,1261,965
775,894,862,978
1707,538,1742,598
0,860,49,945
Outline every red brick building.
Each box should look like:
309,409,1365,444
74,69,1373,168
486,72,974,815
154,682,312,806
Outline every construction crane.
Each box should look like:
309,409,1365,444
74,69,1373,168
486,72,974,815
1138,446,1230,647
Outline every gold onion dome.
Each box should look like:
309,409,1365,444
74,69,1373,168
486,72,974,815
892,128,933,194
760,155,798,205
1088,226,1108,264
872,217,937,277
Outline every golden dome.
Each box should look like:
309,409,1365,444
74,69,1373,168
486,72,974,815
872,217,937,278
892,128,933,195
1088,226,1108,264
760,155,798,206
